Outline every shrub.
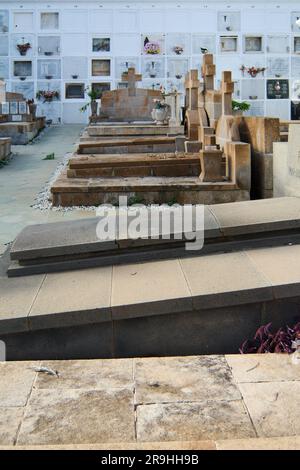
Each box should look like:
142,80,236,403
240,322,300,354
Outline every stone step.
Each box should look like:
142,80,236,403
77,137,176,155
67,153,200,178
8,197,300,277
86,124,184,137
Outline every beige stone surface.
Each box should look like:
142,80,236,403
239,381,300,438
180,251,271,308
0,408,25,445
0,441,216,450
17,388,135,445
137,400,255,442
111,259,192,319
135,356,241,405
36,359,133,390
216,436,300,450
245,245,300,287
0,274,45,331
226,353,300,383
29,267,112,328
0,362,37,407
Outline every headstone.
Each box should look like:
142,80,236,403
165,90,182,126
288,124,300,178
221,71,234,116
201,54,216,91
0,79,6,103
121,67,142,97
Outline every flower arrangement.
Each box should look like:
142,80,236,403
173,46,184,55
240,65,266,78
153,98,168,110
144,37,160,55
16,42,31,56
232,100,251,112
36,90,60,103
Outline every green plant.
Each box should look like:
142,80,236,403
80,87,101,112
232,100,251,112
128,195,146,205
43,153,55,160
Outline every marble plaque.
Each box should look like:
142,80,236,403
9,102,18,114
292,57,300,78
13,61,32,77
12,81,34,100
142,34,165,56
294,37,300,54
218,11,241,32
92,59,111,77
37,59,61,79
291,101,300,121
267,35,290,54
192,35,216,55
65,83,85,99
288,125,300,179
167,59,189,80
244,36,263,53
18,101,27,114
292,80,300,100
267,57,289,78
220,36,238,53
0,35,8,56
115,58,139,79
0,10,9,33
0,58,9,79
267,79,289,99
166,34,190,56
291,12,300,33
40,12,59,30
38,36,60,56
142,59,165,79
1,102,9,114
91,82,111,98
12,115,22,122
11,34,34,57
245,101,265,117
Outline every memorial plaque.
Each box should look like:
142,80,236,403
220,36,238,53
38,59,61,79
18,101,27,114
65,83,85,99
192,35,216,55
291,101,300,121
167,58,189,80
142,59,164,79
12,81,34,100
0,35,8,55
40,12,59,30
267,35,289,54
166,33,190,56
292,57,300,78
218,11,241,32
12,115,22,122
244,36,263,53
142,34,165,56
0,58,9,79
267,79,289,99
292,80,300,100
92,38,110,53
91,82,111,98
13,61,32,77
115,58,139,79
0,10,9,33
267,57,289,78
92,59,111,77
291,12,300,33
1,102,9,114
9,102,18,114
38,36,60,55
294,37,300,53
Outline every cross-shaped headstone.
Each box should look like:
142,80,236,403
201,54,216,91
121,67,142,97
221,70,234,116
0,79,6,103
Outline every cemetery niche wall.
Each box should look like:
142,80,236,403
0,79,45,144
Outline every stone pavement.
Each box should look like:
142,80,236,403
0,125,92,255
0,354,299,449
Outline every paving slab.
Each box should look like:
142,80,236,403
35,359,133,390
226,353,300,383
17,388,135,445
0,274,45,333
111,259,192,320
0,441,216,450
245,244,300,298
180,251,272,310
134,356,241,405
29,267,112,330
239,381,300,438
136,400,256,442
216,436,300,450
0,408,25,445
210,197,300,236
0,361,37,407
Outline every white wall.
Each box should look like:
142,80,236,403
0,1,300,123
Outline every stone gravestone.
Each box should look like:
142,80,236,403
99,67,162,122
288,124,300,179
0,79,5,103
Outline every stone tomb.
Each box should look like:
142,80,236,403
97,68,162,122
0,80,45,144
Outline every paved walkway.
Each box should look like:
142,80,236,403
0,125,93,254
0,354,299,449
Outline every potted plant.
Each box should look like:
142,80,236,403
240,65,267,78
36,90,60,103
144,37,160,55
232,100,251,115
80,87,100,115
151,98,171,125
16,42,31,56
